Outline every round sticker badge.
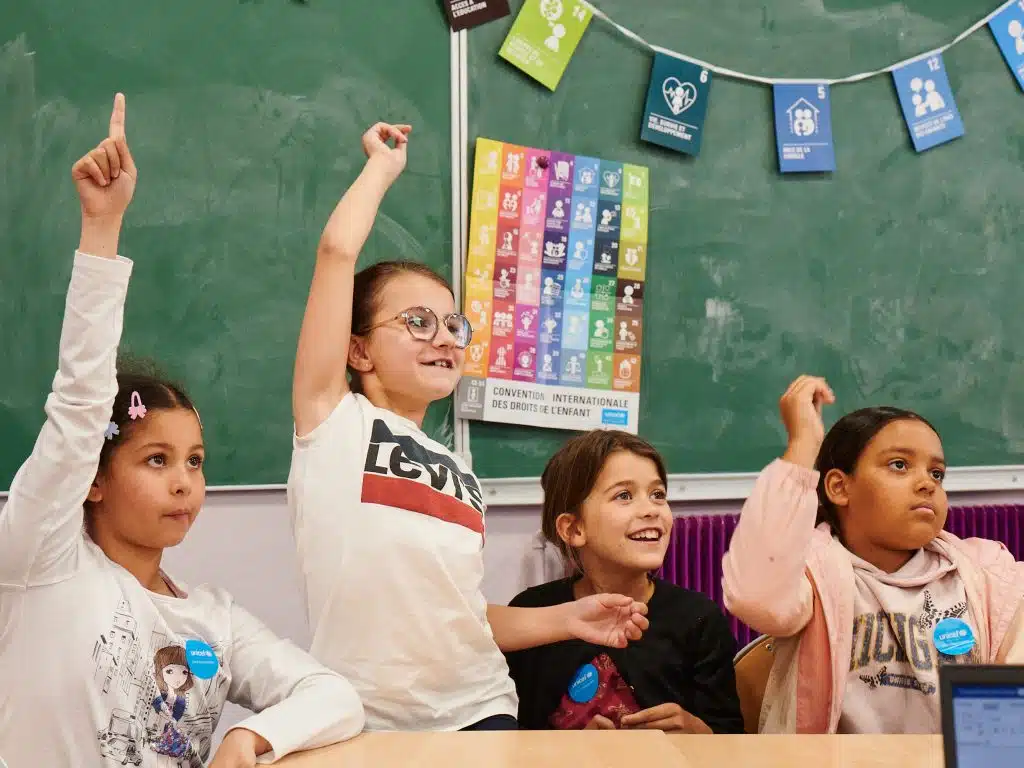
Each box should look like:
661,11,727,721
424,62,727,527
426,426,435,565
568,663,599,704
933,617,976,657
185,639,220,680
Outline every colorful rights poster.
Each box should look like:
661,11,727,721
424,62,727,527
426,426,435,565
458,138,647,433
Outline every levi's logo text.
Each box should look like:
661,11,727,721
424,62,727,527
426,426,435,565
362,419,485,534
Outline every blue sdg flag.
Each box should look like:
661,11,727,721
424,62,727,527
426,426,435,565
989,2,1024,91
772,83,837,173
892,54,965,153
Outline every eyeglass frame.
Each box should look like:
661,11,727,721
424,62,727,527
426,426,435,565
361,305,474,349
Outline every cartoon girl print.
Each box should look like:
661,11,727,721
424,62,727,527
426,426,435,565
150,645,195,767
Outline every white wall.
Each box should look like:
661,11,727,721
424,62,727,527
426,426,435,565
3,485,1021,747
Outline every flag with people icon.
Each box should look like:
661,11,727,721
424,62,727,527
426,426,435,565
892,54,965,152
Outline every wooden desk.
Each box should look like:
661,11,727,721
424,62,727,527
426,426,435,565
278,732,946,767
277,731,687,767
669,734,945,768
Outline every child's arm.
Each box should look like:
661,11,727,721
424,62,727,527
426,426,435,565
292,122,411,437
487,595,648,653
721,375,834,638
0,95,136,589
213,602,364,766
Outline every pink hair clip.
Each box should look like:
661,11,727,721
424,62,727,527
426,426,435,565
128,391,147,420
104,422,119,441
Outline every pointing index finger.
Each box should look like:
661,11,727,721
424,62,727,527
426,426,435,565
109,92,126,140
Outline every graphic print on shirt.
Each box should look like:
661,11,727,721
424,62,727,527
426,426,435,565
92,600,225,767
548,653,640,729
848,588,979,697
361,419,485,535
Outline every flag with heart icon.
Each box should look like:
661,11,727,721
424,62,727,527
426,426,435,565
640,52,713,156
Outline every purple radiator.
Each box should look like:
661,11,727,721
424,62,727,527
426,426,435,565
659,506,1024,649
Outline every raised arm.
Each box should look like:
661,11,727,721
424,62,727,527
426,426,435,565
0,94,136,589
721,376,834,638
291,122,410,436
209,602,364,766
487,594,648,653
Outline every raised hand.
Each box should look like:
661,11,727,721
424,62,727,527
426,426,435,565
361,122,411,184
72,93,137,221
779,375,835,469
72,93,138,258
565,593,649,648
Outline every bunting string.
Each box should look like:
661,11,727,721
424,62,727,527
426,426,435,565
582,0,1019,86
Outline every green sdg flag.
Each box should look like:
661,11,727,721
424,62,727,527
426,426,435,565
499,0,593,90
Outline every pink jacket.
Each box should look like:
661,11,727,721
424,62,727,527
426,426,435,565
722,460,1024,734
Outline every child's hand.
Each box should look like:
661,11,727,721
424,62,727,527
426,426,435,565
72,93,137,221
584,714,616,730
207,728,269,768
620,703,711,733
565,594,649,648
779,374,835,469
361,122,411,184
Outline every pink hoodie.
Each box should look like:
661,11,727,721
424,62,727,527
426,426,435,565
722,460,1024,734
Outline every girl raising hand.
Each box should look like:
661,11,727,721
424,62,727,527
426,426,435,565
0,94,363,767
723,375,1024,734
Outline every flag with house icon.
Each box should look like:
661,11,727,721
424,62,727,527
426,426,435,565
773,84,837,173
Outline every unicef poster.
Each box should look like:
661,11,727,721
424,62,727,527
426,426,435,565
457,138,648,434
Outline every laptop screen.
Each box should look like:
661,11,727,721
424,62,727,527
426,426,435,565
950,684,1024,768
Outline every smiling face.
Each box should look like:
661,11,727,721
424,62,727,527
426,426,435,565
823,417,947,571
349,270,465,411
560,450,672,575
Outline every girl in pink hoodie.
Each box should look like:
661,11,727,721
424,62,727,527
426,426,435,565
723,375,1024,734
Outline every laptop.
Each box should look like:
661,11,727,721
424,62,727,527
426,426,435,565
939,665,1024,768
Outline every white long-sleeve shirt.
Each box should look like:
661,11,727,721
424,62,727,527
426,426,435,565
0,252,364,767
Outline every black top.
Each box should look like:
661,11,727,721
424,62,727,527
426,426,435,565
505,577,744,733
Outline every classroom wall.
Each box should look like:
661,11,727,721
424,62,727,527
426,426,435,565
2,485,1021,746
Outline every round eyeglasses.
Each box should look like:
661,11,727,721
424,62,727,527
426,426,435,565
365,306,473,349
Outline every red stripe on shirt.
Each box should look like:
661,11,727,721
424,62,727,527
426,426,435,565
361,474,484,536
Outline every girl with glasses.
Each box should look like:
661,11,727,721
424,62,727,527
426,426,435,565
288,122,650,732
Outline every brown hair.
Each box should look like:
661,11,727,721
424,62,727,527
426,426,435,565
98,357,199,470
348,260,453,393
540,430,668,573
153,645,195,694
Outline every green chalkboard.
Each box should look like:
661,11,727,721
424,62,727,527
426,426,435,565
467,0,1024,479
1,0,453,489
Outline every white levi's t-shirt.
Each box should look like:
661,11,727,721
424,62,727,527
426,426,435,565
288,394,518,731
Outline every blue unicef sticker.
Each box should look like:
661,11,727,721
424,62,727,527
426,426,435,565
185,639,220,679
568,663,599,704
933,618,976,656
